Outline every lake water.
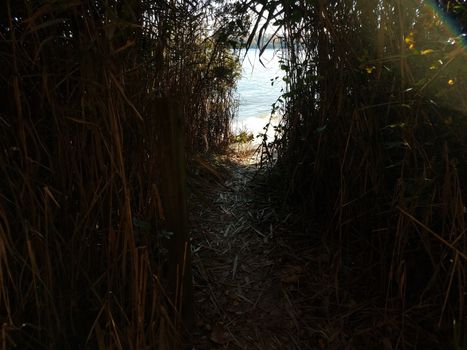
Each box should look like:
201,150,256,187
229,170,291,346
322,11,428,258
234,48,284,143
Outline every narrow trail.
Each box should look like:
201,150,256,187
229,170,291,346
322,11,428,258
189,151,325,349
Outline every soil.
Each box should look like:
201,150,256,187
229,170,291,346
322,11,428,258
189,149,325,349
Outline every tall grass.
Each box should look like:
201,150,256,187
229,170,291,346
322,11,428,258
0,0,240,348
251,0,467,346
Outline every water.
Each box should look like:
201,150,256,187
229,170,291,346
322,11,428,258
234,48,285,143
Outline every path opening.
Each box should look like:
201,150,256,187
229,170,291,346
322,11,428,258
233,47,284,146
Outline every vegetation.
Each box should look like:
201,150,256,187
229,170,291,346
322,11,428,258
0,0,241,348
247,0,467,347
231,130,255,144
244,32,283,49
1,0,467,348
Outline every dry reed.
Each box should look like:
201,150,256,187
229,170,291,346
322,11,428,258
0,0,241,348
249,0,467,347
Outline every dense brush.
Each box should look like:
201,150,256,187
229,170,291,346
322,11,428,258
0,0,241,348
250,0,467,347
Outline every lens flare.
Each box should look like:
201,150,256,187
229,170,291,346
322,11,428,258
425,0,467,50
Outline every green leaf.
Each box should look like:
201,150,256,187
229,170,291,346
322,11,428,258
133,218,152,232
160,230,174,240
315,124,327,133
384,141,408,149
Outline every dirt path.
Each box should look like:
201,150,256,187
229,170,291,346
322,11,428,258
189,152,321,349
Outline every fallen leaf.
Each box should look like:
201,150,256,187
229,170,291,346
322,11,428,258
382,337,393,350
210,324,230,345
280,265,304,283
281,274,300,284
